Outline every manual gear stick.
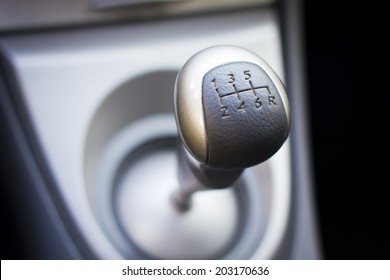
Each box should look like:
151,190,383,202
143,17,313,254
173,45,290,210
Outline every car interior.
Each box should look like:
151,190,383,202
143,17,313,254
0,0,388,260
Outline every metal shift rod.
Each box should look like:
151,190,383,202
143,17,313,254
172,45,290,210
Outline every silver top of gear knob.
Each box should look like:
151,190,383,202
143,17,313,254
174,45,290,169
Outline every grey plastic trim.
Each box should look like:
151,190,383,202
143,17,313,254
0,9,293,259
0,60,87,259
0,0,274,32
281,0,322,259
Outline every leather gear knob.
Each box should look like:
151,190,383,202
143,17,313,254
175,45,290,171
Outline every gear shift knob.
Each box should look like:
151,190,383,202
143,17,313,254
174,45,290,208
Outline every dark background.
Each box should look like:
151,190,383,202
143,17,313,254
304,2,389,259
